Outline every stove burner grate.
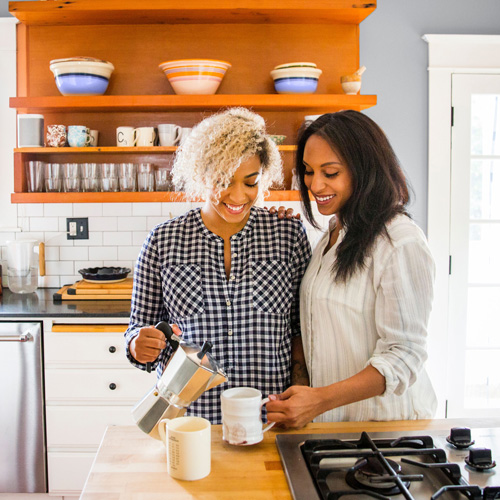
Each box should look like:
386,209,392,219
300,431,496,500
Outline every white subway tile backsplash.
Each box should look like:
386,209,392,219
18,217,29,232
45,232,74,247
60,275,80,285
46,260,74,276
0,232,16,245
89,216,117,231
103,231,132,246
132,202,162,216
16,232,44,242
147,216,166,229
103,203,133,216
39,275,61,288
44,203,73,217
30,217,58,232
162,202,191,217
89,246,118,261
117,217,147,231
74,203,102,217
75,231,103,246
103,260,135,269
133,231,149,246
44,246,59,261
74,260,103,270
60,246,89,261
18,204,43,217
118,246,141,261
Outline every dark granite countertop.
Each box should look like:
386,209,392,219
0,287,131,318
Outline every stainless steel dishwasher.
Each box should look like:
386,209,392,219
0,321,47,492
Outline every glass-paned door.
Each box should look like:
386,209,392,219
448,74,500,417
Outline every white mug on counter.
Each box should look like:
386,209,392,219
158,416,211,481
221,387,275,446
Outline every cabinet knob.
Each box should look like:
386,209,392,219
109,346,117,353
109,383,117,390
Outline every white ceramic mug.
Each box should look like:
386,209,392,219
175,127,193,146
221,387,275,445
158,416,211,481
135,126,157,147
158,123,181,147
116,126,137,147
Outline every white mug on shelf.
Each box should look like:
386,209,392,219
157,416,211,481
221,387,275,446
17,114,44,148
175,127,193,147
135,126,156,147
116,126,137,147
158,124,181,147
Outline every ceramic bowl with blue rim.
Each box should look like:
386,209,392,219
270,65,322,94
50,57,115,96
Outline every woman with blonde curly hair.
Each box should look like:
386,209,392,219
125,108,312,424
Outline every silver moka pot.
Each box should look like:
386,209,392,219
132,321,228,440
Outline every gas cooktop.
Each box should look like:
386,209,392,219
276,427,500,499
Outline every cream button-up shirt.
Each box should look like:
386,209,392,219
300,214,437,421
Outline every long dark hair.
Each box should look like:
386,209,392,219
296,110,410,282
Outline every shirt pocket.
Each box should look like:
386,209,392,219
252,260,292,315
162,264,205,319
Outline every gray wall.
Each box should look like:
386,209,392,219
3,0,500,231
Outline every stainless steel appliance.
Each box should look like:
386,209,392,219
276,427,500,499
0,321,47,492
132,321,227,440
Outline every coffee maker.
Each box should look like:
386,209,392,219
132,322,227,439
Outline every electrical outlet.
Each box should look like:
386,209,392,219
66,218,89,240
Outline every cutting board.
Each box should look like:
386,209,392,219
67,278,133,295
53,283,132,301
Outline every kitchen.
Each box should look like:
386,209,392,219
1,1,500,499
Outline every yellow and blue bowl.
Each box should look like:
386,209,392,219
271,63,322,94
159,59,231,95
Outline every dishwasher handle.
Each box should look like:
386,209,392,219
0,332,33,342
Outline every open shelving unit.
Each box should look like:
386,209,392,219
9,0,377,204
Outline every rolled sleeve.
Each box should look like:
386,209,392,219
369,238,435,397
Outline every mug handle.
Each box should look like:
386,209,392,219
174,125,182,146
157,418,170,444
85,128,92,147
261,398,276,433
132,128,138,147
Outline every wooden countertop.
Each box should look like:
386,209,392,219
80,418,499,499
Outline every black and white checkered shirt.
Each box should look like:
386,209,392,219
125,207,311,424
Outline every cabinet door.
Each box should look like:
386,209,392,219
44,331,131,367
47,452,96,495
46,406,138,448
45,368,156,403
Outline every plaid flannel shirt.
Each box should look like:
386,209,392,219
125,207,311,424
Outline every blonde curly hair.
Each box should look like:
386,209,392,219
171,107,283,203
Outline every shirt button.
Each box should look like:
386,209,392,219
226,300,231,306
230,274,235,281
232,253,237,258
228,330,233,336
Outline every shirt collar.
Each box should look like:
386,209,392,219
193,206,257,242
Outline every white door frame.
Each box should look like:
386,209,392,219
424,34,500,417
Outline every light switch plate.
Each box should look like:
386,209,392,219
66,218,89,240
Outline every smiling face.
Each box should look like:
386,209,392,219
302,134,353,217
201,154,262,235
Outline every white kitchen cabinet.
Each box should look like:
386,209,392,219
44,320,156,497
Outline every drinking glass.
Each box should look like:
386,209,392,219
62,162,80,192
119,163,137,192
81,163,100,192
100,163,119,192
44,163,62,192
137,163,155,192
155,167,172,191
26,161,45,192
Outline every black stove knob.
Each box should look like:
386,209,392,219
446,427,475,449
464,447,497,471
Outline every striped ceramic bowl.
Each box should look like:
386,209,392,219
159,59,231,95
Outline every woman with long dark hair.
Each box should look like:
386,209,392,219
266,110,437,426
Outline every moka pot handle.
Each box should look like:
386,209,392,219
145,321,180,373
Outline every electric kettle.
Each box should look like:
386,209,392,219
132,321,228,440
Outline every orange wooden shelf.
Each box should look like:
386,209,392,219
10,190,303,204
9,0,376,26
10,94,377,113
14,145,297,154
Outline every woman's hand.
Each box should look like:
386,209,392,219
266,386,327,429
130,324,181,363
265,205,301,220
